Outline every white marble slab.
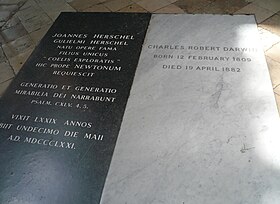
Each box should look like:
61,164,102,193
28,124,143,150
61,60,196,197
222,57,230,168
101,14,280,204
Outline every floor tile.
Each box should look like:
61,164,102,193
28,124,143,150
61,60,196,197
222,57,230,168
258,28,280,51
1,15,21,30
118,3,147,12
0,35,4,44
0,0,25,4
137,0,170,12
104,0,133,11
260,14,280,36
33,0,75,20
1,16,28,43
174,0,211,13
254,0,280,13
16,1,53,33
98,0,114,3
0,78,13,98
43,3,76,21
167,0,179,3
0,62,14,83
266,57,280,88
9,48,33,74
234,3,275,23
36,0,77,21
16,1,44,22
34,0,67,9
19,0,38,10
20,12,52,33
155,4,185,13
29,24,51,45
202,0,250,14
2,35,34,59
266,42,280,63
0,4,20,23
200,3,226,14
0,11,10,28
69,0,100,11
0,47,7,63
83,4,110,12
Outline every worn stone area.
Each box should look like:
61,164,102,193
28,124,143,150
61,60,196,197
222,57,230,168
0,0,280,114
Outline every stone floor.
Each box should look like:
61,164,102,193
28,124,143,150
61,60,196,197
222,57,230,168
0,0,280,114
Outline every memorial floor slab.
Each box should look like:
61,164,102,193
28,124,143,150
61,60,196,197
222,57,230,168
0,0,279,117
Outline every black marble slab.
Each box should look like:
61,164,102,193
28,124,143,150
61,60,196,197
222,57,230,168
0,12,151,204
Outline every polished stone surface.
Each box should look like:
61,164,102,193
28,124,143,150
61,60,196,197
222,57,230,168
101,14,280,204
0,12,151,204
1,1,280,115
0,2,279,203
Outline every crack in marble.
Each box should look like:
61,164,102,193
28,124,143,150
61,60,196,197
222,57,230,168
226,135,239,144
240,143,255,153
210,75,225,108
76,140,95,165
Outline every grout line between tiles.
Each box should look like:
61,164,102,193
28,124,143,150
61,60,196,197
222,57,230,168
0,77,14,85
274,84,280,90
1,45,16,76
0,0,28,30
